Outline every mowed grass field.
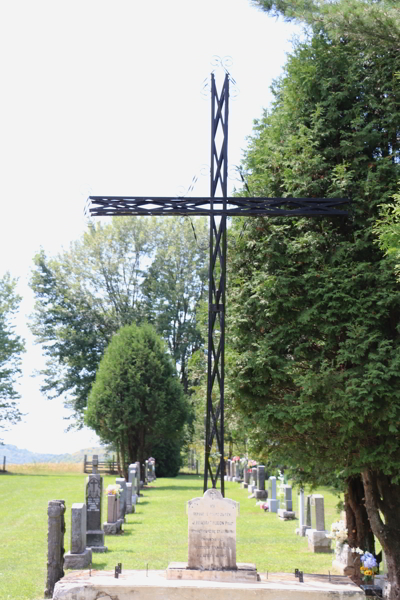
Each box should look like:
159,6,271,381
0,465,342,600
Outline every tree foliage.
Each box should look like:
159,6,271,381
0,273,24,435
252,0,400,52
29,216,207,424
228,25,400,594
85,323,190,477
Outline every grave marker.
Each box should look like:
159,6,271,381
64,503,92,569
86,475,107,552
166,489,257,582
254,465,268,500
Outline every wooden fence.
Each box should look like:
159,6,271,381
83,455,119,474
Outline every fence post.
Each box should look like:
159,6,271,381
3,456,5,472
83,455,87,473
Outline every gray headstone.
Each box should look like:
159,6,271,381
235,462,240,480
135,461,141,495
298,488,305,531
244,466,250,484
106,494,118,523
284,485,293,511
251,467,257,487
128,464,136,484
86,475,102,531
187,489,238,570
257,465,266,491
311,494,325,531
306,495,312,527
268,476,277,500
126,483,133,513
115,478,127,519
70,503,87,554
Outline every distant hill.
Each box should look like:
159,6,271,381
0,444,112,465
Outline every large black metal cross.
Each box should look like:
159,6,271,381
88,73,348,496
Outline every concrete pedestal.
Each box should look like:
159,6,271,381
86,529,107,552
306,529,331,553
277,509,295,521
255,490,268,500
64,548,92,570
267,499,279,513
103,521,122,535
53,570,365,600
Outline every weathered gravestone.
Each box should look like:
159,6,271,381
249,467,258,494
44,499,66,599
86,475,107,552
136,461,142,494
166,489,257,582
296,488,310,536
116,477,127,520
254,465,268,500
267,476,279,513
126,483,134,514
242,465,250,489
234,462,241,482
64,503,92,569
306,494,331,553
128,463,139,504
277,485,295,520
103,493,122,535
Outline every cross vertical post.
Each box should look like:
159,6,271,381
204,73,229,494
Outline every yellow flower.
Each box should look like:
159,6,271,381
364,569,373,577
360,567,366,572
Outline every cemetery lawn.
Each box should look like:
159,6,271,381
1,469,342,600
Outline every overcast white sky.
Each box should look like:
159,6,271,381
0,0,299,455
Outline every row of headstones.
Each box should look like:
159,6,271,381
226,461,331,555
45,459,156,596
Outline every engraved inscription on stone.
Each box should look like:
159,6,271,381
187,488,239,570
87,478,101,511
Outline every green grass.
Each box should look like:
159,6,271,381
0,468,342,600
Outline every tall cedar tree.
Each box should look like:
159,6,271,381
85,323,190,478
228,32,400,595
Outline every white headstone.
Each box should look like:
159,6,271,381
187,489,238,570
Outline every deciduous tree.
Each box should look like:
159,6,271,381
0,273,24,437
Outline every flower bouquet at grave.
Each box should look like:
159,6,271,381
326,520,348,546
231,456,240,462
247,459,257,468
105,484,121,496
256,501,269,512
359,552,378,583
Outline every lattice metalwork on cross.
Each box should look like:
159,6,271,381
88,72,348,496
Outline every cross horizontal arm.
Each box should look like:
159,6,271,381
88,196,349,217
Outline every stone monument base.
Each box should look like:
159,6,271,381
267,499,279,513
103,521,122,535
242,482,249,489
166,562,258,583
306,529,331,553
277,509,295,521
53,569,365,600
254,490,268,500
295,525,310,536
64,548,92,570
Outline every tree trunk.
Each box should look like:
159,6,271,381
345,475,375,585
362,469,400,600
